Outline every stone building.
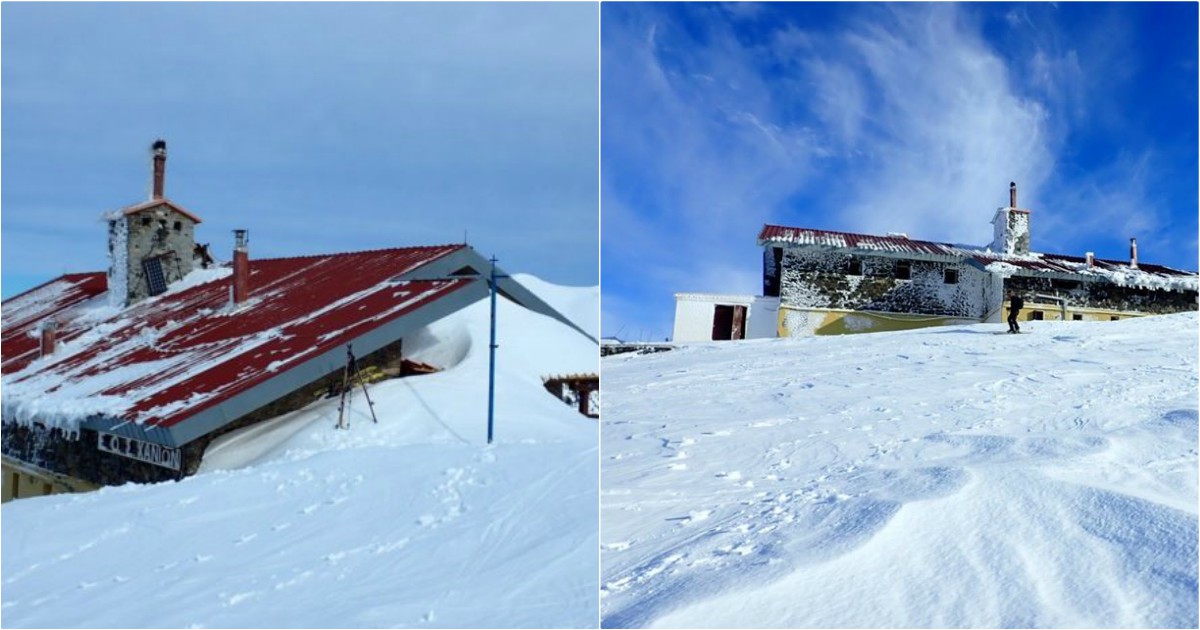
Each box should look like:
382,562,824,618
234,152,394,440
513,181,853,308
106,140,204,308
1,141,592,502
673,183,1197,340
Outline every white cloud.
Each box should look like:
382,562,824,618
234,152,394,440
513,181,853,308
794,5,1055,245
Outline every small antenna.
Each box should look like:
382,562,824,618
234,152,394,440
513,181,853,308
464,229,468,245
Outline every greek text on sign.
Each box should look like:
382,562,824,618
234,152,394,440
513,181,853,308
97,432,182,471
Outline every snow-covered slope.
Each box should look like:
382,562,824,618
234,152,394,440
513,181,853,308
601,313,1198,628
1,280,599,629
512,273,599,342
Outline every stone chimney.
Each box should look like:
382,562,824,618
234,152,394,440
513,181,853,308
1086,252,1095,268
107,139,200,309
1130,238,1138,269
232,230,250,305
990,181,1031,255
151,139,167,200
39,319,58,358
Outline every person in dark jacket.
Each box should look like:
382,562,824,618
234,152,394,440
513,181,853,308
1007,292,1025,333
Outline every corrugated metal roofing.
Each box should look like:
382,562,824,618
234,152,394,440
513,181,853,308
758,224,1196,279
2,273,108,364
758,224,968,257
113,198,204,224
1,245,471,433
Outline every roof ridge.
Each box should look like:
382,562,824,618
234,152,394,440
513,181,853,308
247,243,467,263
760,223,1197,275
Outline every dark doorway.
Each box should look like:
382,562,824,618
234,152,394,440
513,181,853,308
712,305,747,341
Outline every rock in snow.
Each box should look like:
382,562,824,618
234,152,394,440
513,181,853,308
601,312,1198,628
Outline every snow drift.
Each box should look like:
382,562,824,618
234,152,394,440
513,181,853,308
601,313,1198,628
1,278,599,629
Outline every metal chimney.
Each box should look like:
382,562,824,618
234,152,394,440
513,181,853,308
1130,238,1138,269
233,229,250,305
1009,181,1017,209
151,139,167,200
1086,252,1095,268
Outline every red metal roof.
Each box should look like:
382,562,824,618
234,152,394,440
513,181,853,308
2,245,471,432
758,224,966,257
758,224,1196,278
1,272,109,369
115,199,203,224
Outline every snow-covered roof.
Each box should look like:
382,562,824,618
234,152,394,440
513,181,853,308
106,198,204,224
1,245,483,445
758,223,1197,291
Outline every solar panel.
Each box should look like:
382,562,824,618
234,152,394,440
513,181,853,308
143,256,168,296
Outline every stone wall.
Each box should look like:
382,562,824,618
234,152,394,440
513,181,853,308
0,337,415,488
109,204,197,306
1004,275,1198,315
1,425,202,486
779,248,989,318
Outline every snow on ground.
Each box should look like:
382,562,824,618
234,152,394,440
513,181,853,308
512,273,599,342
1,279,599,629
601,313,1198,628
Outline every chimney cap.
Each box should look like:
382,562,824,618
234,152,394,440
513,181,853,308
152,139,167,153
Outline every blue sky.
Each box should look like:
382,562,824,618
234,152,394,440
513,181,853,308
602,2,1199,341
2,2,598,298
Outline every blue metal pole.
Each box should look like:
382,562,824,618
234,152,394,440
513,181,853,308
487,256,498,444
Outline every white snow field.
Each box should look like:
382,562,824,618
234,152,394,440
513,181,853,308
2,280,599,629
601,313,1198,628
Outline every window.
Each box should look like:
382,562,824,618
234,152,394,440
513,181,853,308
141,216,151,226
142,256,168,296
173,221,182,232
895,260,911,280
1072,314,1083,321
1031,310,1044,321
943,269,959,284
1051,279,1081,290
847,259,862,276
1110,316,1120,321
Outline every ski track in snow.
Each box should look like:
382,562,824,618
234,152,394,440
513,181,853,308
600,314,1199,628
2,280,600,629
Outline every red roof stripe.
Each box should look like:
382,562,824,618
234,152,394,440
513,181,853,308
2,244,471,431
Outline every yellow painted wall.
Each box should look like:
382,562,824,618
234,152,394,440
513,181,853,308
780,303,1149,337
778,306,977,337
1003,303,1145,323
1,459,97,503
